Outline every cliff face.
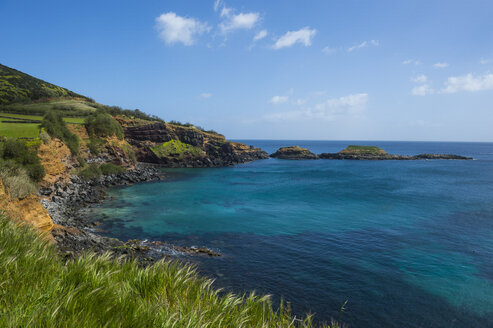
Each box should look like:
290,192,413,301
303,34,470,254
122,122,268,167
0,179,54,234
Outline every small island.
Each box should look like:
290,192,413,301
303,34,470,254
270,146,319,160
271,145,473,160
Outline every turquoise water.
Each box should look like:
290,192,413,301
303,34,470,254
91,141,493,327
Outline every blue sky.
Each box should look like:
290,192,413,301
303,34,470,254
1,0,493,141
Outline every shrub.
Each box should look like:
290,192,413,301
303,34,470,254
100,163,125,175
0,162,37,199
25,138,42,149
39,129,51,144
77,164,101,180
0,138,45,182
92,105,164,122
121,143,137,164
168,120,194,127
87,137,107,155
85,113,124,139
78,163,125,180
41,111,79,154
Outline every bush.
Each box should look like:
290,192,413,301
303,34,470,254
0,162,37,199
0,138,45,182
78,163,126,180
39,129,51,144
87,138,107,155
41,111,79,154
121,143,137,164
77,164,101,181
2,173,37,199
93,105,164,122
85,113,124,139
100,163,125,175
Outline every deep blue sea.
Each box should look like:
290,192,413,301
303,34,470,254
90,140,493,328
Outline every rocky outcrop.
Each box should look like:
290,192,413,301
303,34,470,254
122,122,268,167
270,145,473,161
270,146,319,160
319,152,473,160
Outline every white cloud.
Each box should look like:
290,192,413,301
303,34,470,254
434,62,449,68
441,73,493,94
479,58,491,65
412,84,435,96
269,95,289,105
322,46,338,55
272,27,317,49
155,12,210,46
213,0,223,12
253,29,267,42
220,6,233,18
264,93,368,121
403,59,421,65
220,12,260,33
411,74,428,83
347,40,379,52
200,93,212,99
215,1,260,34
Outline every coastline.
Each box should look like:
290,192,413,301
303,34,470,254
41,163,219,263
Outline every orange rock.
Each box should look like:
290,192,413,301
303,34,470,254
38,138,72,186
0,179,54,239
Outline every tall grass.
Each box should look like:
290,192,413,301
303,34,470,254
0,161,38,199
0,216,337,327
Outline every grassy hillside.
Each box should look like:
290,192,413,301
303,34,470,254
0,215,335,328
0,64,90,104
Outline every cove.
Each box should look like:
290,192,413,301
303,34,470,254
89,140,493,327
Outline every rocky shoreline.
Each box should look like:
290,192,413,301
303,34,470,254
40,164,220,264
270,145,473,161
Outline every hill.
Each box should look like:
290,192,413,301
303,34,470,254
0,63,91,104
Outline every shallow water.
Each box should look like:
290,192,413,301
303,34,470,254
90,141,493,327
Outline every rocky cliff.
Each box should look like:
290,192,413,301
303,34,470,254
270,146,319,160
121,121,268,167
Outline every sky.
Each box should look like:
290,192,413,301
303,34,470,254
1,0,493,141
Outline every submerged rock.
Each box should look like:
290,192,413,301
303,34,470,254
270,146,319,160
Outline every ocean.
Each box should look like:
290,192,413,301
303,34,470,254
89,140,493,328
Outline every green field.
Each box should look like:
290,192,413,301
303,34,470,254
0,112,85,123
0,99,96,115
0,122,40,138
0,112,87,138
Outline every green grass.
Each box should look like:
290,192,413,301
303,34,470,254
0,63,90,104
0,215,336,327
341,145,386,155
0,122,40,138
78,163,126,180
0,99,96,116
0,112,85,124
151,139,205,159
